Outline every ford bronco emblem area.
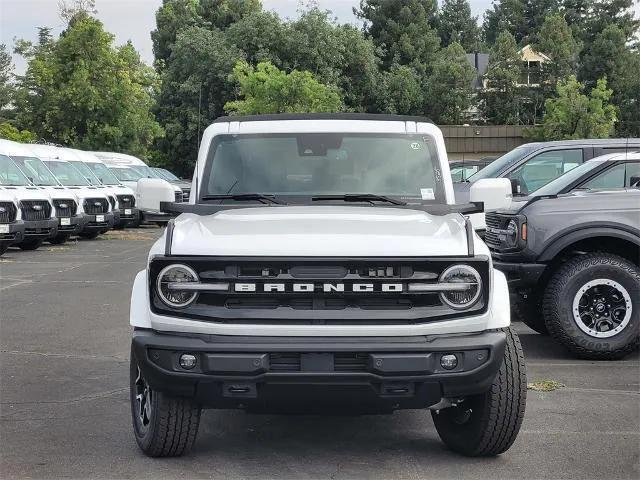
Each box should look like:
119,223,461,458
129,114,526,458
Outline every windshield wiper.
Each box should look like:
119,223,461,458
312,194,407,206
201,194,286,205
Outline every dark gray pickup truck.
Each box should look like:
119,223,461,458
485,189,640,359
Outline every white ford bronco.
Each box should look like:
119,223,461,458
129,114,526,458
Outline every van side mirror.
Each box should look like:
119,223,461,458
510,178,522,195
470,178,512,211
629,176,640,188
137,178,178,213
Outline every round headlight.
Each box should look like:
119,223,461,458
156,264,199,308
505,219,519,247
439,264,482,310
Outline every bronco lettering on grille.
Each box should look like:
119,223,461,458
233,283,404,293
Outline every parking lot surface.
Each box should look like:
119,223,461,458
1,229,638,480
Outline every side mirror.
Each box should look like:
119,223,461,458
137,178,177,212
510,178,522,196
629,176,640,188
470,178,513,211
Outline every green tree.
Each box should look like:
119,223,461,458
536,13,579,91
15,16,162,156
538,76,617,139
154,26,243,174
58,0,97,25
615,49,640,136
151,0,203,69
198,0,262,30
424,42,476,124
482,0,528,45
224,61,343,115
0,44,15,122
225,10,287,65
481,31,524,123
356,0,440,72
438,0,481,52
0,122,36,142
377,64,424,115
580,24,628,89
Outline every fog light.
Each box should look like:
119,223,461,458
179,354,197,370
440,354,458,370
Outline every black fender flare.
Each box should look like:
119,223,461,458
538,224,640,263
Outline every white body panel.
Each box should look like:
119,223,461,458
136,178,177,212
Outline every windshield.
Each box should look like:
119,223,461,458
201,133,446,202
532,159,607,196
110,167,144,181
131,165,159,178
85,162,121,185
0,155,32,186
69,161,101,185
468,145,538,182
11,156,59,186
44,160,90,186
155,167,180,181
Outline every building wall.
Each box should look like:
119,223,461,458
441,125,527,161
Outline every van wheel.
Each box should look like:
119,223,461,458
49,234,70,245
432,327,527,456
19,239,43,250
543,253,639,360
130,350,201,457
513,292,547,334
79,232,100,240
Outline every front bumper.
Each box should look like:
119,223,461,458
116,207,140,226
492,260,546,289
80,212,115,232
132,329,506,413
22,218,58,240
56,214,85,235
0,220,26,246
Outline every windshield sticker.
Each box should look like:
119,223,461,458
410,142,421,150
420,188,435,200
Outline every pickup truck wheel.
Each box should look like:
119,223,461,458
18,239,43,250
48,234,69,245
432,327,526,456
130,351,201,457
543,253,640,359
512,292,547,335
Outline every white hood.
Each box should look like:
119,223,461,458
170,206,470,257
0,185,52,202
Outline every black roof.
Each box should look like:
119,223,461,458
213,113,434,123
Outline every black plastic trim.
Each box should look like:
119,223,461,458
213,113,434,124
165,219,174,256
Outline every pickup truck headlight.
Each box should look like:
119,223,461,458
505,219,519,248
156,264,199,308
438,264,482,309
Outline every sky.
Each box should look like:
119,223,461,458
2,0,639,74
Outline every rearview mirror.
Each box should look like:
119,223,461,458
470,178,512,211
137,178,178,212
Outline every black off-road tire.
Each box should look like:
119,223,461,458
18,239,43,250
48,234,70,245
130,350,201,457
512,292,548,335
432,327,527,456
79,231,100,240
543,253,640,360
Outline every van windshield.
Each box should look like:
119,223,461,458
11,156,59,186
468,145,538,182
110,167,144,181
201,133,445,203
0,155,32,186
69,161,101,185
86,162,121,185
44,160,90,186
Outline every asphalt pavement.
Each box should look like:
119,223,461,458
1,229,638,480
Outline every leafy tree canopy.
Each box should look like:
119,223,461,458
438,0,481,52
224,61,343,115
0,44,15,122
0,122,36,142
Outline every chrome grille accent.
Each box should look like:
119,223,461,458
83,198,108,214
53,199,77,217
20,200,51,221
117,194,135,208
0,202,17,223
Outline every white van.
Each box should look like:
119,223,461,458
67,149,141,228
93,151,182,225
28,144,115,239
0,188,26,255
0,154,57,250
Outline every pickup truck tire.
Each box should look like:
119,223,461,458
130,349,201,457
18,239,43,250
512,293,547,335
432,327,526,456
543,253,640,360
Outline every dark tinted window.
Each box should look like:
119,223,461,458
625,162,640,187
508,149,583,194
580,164,626,190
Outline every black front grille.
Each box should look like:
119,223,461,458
108,196,116,210
20,200,51,221
269,353,369,372
53,199,77,217
83,198,108,214
174,191,183,203
484,213,509,250
117,194,135,208
0,202,17,223
150,257,490,325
